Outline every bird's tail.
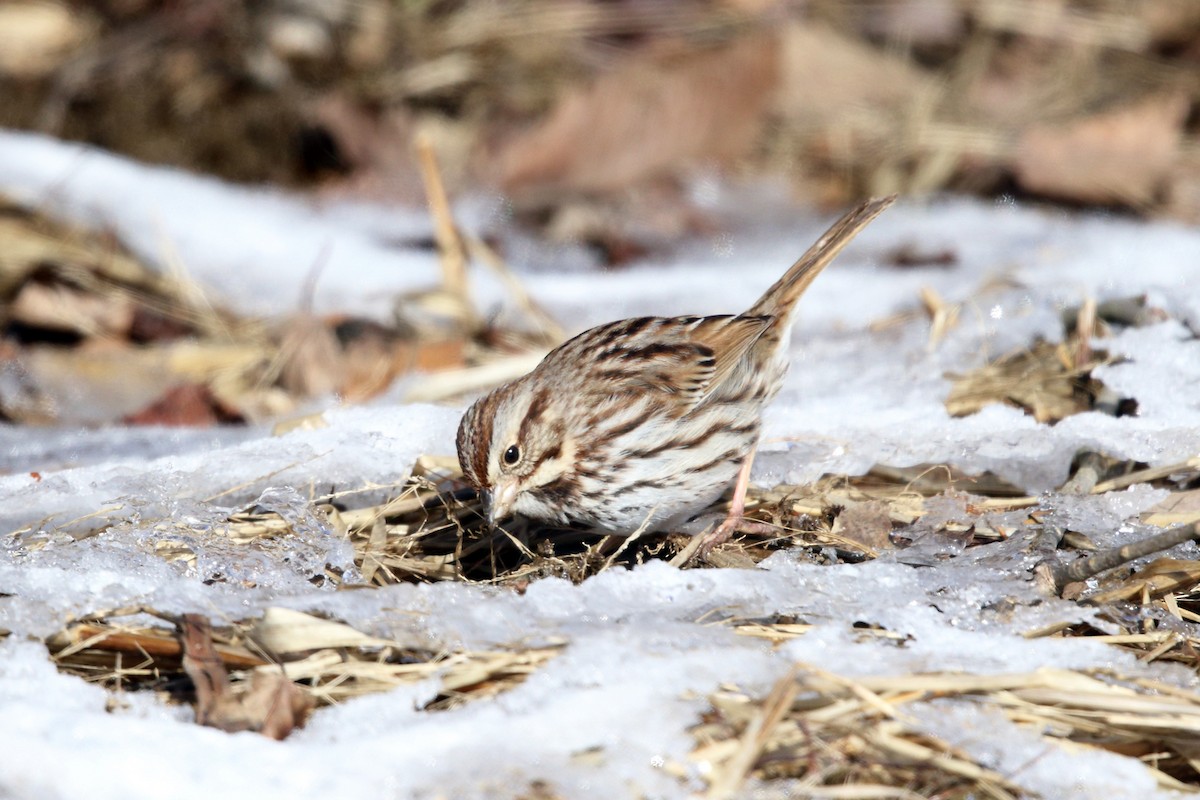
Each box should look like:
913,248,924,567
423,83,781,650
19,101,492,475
748,195,896,319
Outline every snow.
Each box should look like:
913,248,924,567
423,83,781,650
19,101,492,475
2,129,1200,798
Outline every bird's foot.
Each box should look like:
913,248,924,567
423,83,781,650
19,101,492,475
670,514,776,567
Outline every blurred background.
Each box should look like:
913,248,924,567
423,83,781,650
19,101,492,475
5,1,1200,219
1,0,1199,427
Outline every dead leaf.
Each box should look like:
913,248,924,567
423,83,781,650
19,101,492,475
306,93,428,203
336,339,419,402
775,21,931,125
250,608,395,656
180,614,313,740
235,670,316,740
771,20,934,202
335,320,464,402
1014,93,1188,206
277,316,344,398
831,501,895,554
1164,153,1200,225
497,34,779,196
123,384,246,426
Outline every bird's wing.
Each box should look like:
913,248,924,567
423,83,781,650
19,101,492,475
564,315,770,413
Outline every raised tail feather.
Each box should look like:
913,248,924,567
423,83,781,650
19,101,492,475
748,195,896,319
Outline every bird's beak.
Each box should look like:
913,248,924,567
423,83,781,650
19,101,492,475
486,479,519,527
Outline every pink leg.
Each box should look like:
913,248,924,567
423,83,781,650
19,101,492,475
673,448,776,565
720,451,756,532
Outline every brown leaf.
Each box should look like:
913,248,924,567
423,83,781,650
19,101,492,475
1014,93,1188,206
830,501,895,554
180,614,313,741
237,671,316,741
277,316,344,399
123,383,246,426
307,93,427,203
181,614,235,726
1164,155,1200,225
497,34,779,196
775,21,930,126
340,334,465,403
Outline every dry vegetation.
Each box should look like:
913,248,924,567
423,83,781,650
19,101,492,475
2,0,1200,251
0,141,557,427
36,438,1200,794
5,110,1200,798
4,1,1200,795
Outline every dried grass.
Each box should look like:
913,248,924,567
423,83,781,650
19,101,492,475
7,0,1200,219
0,172,557,423
944,339,1113,424
690,662,1200,797
47,607,560,712
35,444,1200,774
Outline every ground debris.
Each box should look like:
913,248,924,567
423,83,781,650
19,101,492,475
45,607,560,725
30,448,1200,779
691,665,1200,797
5,1,1200,224
945,338,1111,424
0,194,540,426
181,614,313,740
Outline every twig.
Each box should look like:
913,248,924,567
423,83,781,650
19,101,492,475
600,506,659,572
403,350,548,403
1040,522,1200,593
415,134,472,309
463,234,564,343
1033,451,1108,557
705,667,799,800
1061,451,1107,495
1092,458,1200,494
1073,296,1096,367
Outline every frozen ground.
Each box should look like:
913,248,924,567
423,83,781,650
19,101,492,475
1,130,1200,798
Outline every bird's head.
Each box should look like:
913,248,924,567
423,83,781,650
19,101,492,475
456,381,576,527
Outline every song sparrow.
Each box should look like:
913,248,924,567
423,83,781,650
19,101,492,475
457,196,895,549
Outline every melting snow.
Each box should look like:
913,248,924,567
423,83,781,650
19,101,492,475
2,130,1200,798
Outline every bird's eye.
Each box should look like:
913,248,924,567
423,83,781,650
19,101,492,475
503,445,520,465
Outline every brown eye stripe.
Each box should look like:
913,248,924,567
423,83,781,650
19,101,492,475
518,387,551,445
525,434,565,474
